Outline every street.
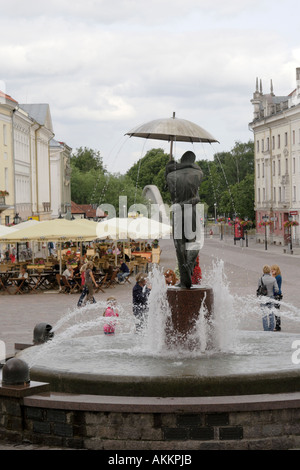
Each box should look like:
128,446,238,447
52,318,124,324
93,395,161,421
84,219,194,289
1,234,300,358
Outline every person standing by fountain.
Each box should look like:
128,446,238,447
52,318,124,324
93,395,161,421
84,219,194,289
165,151,203,288
85,261,97,304
258,265,279,331
271,264,283,331
103,297,119,335
132,273,151,332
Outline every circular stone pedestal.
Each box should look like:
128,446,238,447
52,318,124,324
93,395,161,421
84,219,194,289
165,286,214,348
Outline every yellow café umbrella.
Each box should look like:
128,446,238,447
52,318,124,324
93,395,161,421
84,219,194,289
0,218,98,242
0,218,99,273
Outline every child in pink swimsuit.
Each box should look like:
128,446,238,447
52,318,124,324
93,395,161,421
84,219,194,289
103,297,119,335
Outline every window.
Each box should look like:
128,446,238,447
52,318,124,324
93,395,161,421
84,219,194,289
278,159,281,176
272,135,275,150
279,187,281,202
258,188,261,203
278,134,281,148
263,188,266,201
266,137,269,151
262,162,265,178
272,160,275,176
285,158,288,174
3,124,7,146
285,132,288,146
262,139,264,152
256,140,259,152
293,157,296,174
257,163,260,178
4,168,8,192
273,187,276,202
293,130,295,145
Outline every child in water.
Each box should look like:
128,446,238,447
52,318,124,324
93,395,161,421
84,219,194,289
103,297,119,335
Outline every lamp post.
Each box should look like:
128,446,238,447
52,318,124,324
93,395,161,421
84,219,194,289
288,214,293,253
13,213,21,262
244,217,248,247
262,214,268,250
214,203,217,222
233,214,237,245
13,213,21,225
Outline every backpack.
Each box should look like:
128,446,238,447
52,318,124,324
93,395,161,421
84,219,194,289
257,277,268,297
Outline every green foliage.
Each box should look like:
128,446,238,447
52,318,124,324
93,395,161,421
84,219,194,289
70,141,255,221
126,148,171,202
70,147,146,213
70,146,105,173
197,140,254,220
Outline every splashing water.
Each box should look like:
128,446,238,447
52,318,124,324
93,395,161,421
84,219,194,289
18,259,300,377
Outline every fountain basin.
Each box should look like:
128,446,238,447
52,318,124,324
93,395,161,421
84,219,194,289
19,331,300,397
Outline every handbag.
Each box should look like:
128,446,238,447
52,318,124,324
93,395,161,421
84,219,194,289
257,277,268,297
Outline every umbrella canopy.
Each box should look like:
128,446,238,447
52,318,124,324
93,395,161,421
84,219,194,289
9,219,40,232
96,217,172,240
0,218,98,242
126,112,218,159
0,225,16,236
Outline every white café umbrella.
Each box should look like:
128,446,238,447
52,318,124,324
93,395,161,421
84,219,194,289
96,217,172,265
96,217,171,241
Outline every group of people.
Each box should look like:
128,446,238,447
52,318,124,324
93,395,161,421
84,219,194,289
258,264,282,331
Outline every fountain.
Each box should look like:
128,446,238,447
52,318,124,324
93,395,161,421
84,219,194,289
15,147,300,398
5,127,300,449
16,261,300,398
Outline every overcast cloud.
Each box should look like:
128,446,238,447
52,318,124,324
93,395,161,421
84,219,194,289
1,0,300,174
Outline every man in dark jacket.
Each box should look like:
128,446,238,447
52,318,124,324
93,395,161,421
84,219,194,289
132,273,151,332
165,150,203,288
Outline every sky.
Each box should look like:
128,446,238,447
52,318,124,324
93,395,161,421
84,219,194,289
1,0,300,175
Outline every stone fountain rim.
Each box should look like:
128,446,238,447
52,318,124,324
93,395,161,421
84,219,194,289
29,365,300,397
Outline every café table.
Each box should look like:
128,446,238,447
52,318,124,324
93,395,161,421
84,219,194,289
7,276,28,295
131,251,152,262
28,272,52,293
0,272,11,293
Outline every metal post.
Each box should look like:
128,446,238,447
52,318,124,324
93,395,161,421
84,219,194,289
262,214,268,250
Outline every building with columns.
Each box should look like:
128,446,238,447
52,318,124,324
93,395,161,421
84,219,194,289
249,68,300,247
0,91,71,225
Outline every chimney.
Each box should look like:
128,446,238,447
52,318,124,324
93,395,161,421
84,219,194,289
296,67,300,96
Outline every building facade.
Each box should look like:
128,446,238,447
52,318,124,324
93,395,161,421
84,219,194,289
0,91,72,225
50,139,72,219
249,68,300,247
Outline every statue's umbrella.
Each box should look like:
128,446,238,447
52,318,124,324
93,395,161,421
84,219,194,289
125,112,219,159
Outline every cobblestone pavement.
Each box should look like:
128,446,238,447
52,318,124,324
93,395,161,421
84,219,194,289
1,235,300,450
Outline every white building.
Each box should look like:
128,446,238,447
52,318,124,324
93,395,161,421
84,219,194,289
50,139,72,219
0,92,71,225
249,68,300,247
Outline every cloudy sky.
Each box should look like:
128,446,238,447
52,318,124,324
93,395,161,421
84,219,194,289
1,0,300,174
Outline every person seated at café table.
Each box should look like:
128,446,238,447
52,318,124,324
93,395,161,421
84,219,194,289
117,259,130,284
103,260,114,278
62,265,75,290
18,265,29,290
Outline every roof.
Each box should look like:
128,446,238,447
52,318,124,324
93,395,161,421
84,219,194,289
71,201,105,218
0,90,18,103
19,103,53,132
71,201,86,215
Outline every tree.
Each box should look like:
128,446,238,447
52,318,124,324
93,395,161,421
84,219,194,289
71,147,106,173
126,148,171,202
197,140,254,219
